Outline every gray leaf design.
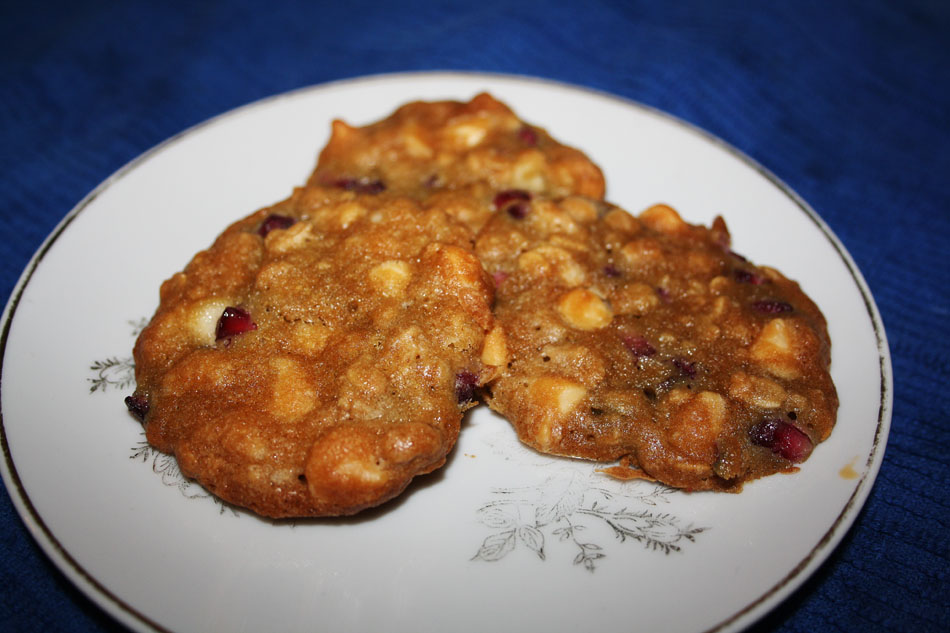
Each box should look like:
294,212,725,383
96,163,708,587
88,319,145,393
88,356,135,393
98,318,237,515
534,471,585,526
517,525,546,560
473,466,707,570
473,530,517,562
476,504,517,529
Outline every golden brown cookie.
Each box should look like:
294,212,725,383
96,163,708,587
308,93,605,231
476,195,837,491
126,186,500,517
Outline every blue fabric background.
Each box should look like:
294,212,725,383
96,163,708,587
1,1,947,631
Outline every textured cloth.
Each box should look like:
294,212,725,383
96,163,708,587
1,1,947,631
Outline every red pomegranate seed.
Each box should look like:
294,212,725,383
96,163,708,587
507,202,531,219
672,357,697,378
753,300,794,314
493,189,531,208
623,335,656,357
492,271,510,286
603,265,621,278
493,189,530,207
492,190,532,219
734,269,766,285
518,126,538,145
455,371,479,405
749,418,813,462
124,394,149,421
215,306,257,341
257,214,296,237
334,178,386,194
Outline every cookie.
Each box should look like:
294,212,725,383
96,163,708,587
476,195,837,491
308,92,606,231
126,186,500,517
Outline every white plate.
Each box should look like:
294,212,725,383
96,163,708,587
0,72,891,633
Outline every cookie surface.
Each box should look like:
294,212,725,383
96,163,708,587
476,195,837,491
127,187,498,517
308,93,606,231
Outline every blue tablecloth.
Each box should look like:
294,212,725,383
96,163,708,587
2,1,947,631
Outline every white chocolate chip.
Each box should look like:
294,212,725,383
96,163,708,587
481,326,508,366
293,321,331,354
667,391,726,459
369,260,412,297
610,282,660,315
335,201,366,229
529,376,587,415
603,208,640,234
334,457,386,483
640,204,688,234
557,288,613,330
527,376,588,449
510,151,546,191
447,122,488,148
554,382,588,415
188,298,232,346
265,221,312,254
750,318,802,379
619,237,663,268
269,357,316,421
401,131,434,158
560,196,599,223
729,372,788,408
516,245,587,286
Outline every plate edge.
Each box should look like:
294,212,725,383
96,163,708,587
0,70,895,633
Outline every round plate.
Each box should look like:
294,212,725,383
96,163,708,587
0,72,891,633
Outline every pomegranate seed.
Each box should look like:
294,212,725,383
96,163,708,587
749,418,813,462
257,214,296,237
734,269,766,285
623,335,656,357
603,265,621,278
492,271,510,286
492,189,531,210
492,190,532,219
518,126,538,145
215,306,257,341
672,357,697,378
455,371,479,405
506,202,531,219
753,300,794,314
657,287,672,303
124,394,149,421
334,178,386,194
